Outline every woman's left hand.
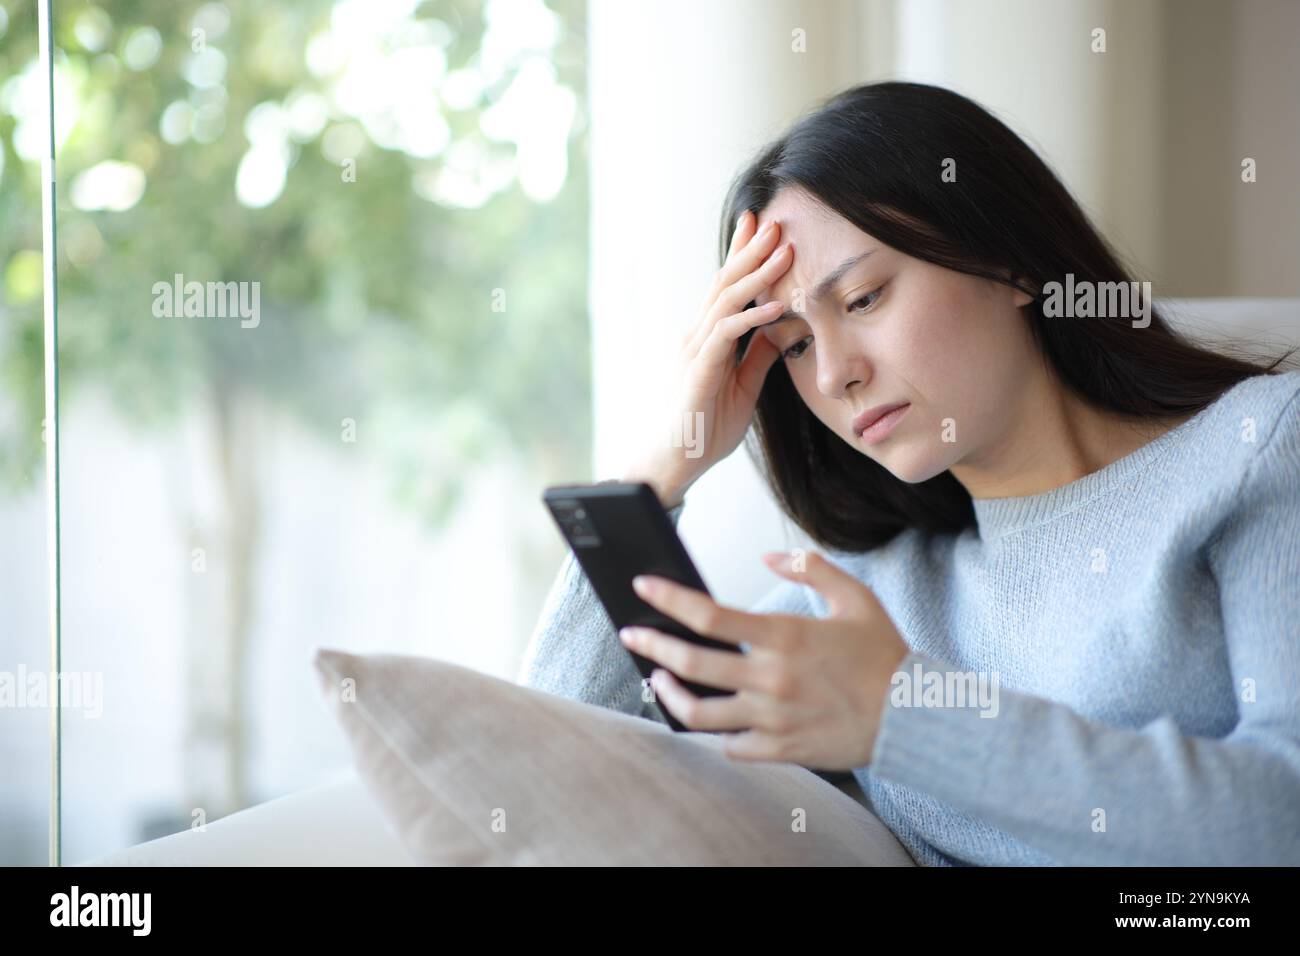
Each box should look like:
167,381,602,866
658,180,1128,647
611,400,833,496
619,549,911,771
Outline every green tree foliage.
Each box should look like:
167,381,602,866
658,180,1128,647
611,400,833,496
0,0,591,523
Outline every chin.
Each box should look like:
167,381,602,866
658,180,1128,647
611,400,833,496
873,447,951,484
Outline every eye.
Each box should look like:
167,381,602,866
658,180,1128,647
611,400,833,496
782,336,812,361
782,285,884,361
848,285,884,314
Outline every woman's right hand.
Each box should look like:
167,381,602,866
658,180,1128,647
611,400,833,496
622,209,796,508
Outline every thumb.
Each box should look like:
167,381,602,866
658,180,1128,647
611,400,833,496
762,549,867,617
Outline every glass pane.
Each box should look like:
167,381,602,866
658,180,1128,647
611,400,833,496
0,0,53,867
48,0,589,863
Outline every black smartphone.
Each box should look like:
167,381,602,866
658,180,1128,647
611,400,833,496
542,481,743,733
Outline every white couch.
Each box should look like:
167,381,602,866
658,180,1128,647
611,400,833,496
83,771,415,866
84,297,1300,866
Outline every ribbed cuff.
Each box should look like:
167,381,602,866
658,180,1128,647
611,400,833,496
667,498,685,526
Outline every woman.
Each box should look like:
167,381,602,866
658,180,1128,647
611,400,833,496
518,81,1300,866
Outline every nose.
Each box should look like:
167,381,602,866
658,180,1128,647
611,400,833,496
814,329,868,400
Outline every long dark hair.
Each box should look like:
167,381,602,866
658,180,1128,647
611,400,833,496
721,81,1296,553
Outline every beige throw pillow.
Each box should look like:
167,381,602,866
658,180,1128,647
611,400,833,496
314,648,916,866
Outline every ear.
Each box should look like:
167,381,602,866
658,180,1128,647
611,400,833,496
998,268,1038,308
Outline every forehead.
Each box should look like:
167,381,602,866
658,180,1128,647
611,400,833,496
751,186,849,243
751,187,871,307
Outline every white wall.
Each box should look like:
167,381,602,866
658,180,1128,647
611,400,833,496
587,0,892,604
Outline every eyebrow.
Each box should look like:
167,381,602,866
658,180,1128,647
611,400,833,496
764,248,877,326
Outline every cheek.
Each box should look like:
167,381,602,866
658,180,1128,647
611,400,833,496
878,282,1019,459
893,280,1021,399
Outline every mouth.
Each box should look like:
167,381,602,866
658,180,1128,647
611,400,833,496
852,402,910,438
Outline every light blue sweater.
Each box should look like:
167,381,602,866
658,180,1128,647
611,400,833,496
518,370,1300,865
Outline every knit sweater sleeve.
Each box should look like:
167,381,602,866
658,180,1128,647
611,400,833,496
867,387,1300,865
516,498,820,726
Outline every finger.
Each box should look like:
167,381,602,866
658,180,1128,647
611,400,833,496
631,575,786,649
648,670,772,732
720,727,791,763
736,322,782,395
689,300,784,375
699,214,766,320
695,283,790,372
702,242,794,348
726,209,754,261
761,550,868,617
691,224,785,356
620,626,767,694
712,215,779,300
702,213,755,312
700,301,787,379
